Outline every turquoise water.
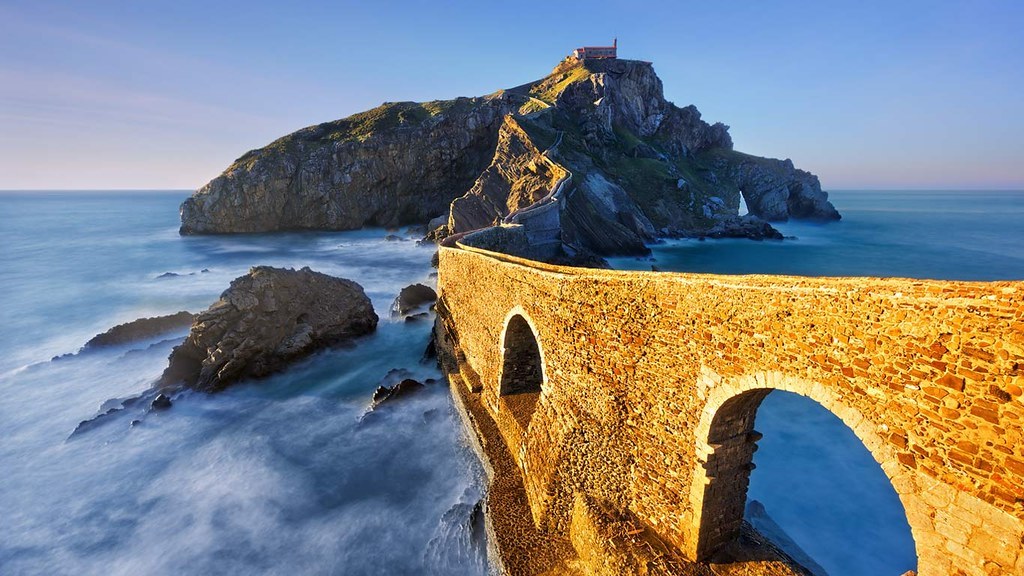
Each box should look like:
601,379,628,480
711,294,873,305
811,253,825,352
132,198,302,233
612,190,1024,280
614,190,1024,576
2,190,1020,575
0,191,485,575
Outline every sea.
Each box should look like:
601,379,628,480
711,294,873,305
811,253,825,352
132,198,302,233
1,190,1022,576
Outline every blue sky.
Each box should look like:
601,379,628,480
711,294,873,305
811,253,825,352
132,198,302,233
1,0,1021,190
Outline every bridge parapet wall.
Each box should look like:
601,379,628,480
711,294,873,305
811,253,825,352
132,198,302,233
437,245,1024,575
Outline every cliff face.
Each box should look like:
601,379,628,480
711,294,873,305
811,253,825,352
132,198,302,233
180,98,514,234
181,57,840,254
445,114,567,234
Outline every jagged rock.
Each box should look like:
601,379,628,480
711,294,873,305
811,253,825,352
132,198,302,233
159,266,377,392
83,311,196,349
448,114,567,235
426,213,449,236
560,173,654,256
150,393,172,411
369,378,426,409
393,284,437,316
69,392,153,437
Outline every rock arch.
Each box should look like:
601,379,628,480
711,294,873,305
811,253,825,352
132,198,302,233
686,372,921,567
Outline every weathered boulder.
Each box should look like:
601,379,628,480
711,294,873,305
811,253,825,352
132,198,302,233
393,283,437,316
159,266,377,392
84,311,195,349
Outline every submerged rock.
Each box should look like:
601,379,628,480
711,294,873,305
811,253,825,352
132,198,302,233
159,266,377,392
83,311,196,349
69,390,155,437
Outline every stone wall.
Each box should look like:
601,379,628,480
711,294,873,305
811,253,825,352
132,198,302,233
436,244,1024,575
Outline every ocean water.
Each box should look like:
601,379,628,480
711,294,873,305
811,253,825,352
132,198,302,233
612,190,1024,280
613,190,1024,576
0,191,486,575
2,191,1021,576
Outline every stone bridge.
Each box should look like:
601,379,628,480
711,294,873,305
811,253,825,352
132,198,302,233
435,244,1024,575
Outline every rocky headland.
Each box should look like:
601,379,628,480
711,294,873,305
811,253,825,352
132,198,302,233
179,57,839,261
159,266,377,392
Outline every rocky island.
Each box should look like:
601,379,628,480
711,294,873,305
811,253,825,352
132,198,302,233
179,57,839,261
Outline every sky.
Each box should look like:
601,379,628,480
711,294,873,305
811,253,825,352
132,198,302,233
0,0,1022,190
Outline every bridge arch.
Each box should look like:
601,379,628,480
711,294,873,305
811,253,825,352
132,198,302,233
685,371,923,567
497,308,547,430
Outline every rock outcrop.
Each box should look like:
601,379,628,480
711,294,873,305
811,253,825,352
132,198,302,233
446,114,567,235
369,378,426,410
159,266,377,392
702,215,785,241
181,56,840,259
392,283,437,316
84,311,195,349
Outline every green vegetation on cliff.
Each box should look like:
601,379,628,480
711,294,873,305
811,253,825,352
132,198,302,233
529,61,592,104
229,98,479,172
